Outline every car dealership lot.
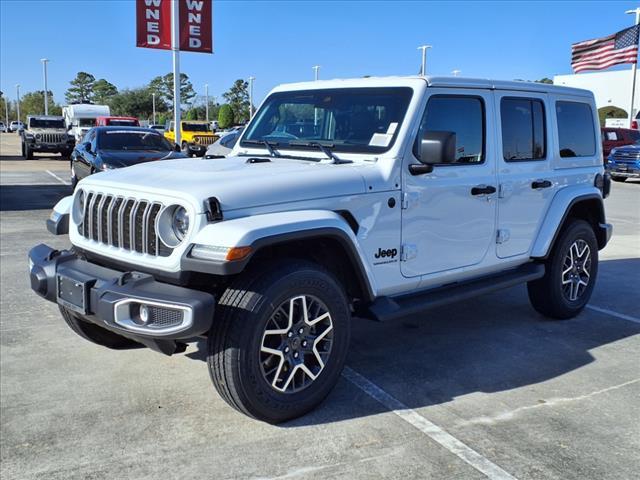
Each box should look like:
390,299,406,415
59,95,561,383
1,132,639,480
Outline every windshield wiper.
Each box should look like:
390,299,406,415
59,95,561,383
242,139,281,157
288,141,351,164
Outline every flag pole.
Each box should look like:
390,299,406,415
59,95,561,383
172,0,181,147
626,8,640,128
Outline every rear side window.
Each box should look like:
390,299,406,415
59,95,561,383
414,95,485,164
501,98,546,161
556,101,596,158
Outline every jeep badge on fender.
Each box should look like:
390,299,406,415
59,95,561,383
28,75,611,424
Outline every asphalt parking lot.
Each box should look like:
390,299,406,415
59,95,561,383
1,132,638,480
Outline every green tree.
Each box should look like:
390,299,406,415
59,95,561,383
222,79,250,123
148,73,196,109
20,90,61,117
218,104,234,129
65,71,96,103
93,79,118,105
108,87,165,120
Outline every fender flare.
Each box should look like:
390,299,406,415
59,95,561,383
182,210,377,302
46,195,72,235
530,187,606,259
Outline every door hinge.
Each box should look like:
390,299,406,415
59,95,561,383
401,192,420,210
401,244,418,261
498,183,512,199
496,229,510,244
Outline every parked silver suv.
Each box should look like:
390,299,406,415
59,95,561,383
21,115,75,159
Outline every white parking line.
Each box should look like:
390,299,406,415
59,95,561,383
342,367,517,480
45,170,70,185
586,305,640,324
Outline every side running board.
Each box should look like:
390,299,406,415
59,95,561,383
366,263,545,322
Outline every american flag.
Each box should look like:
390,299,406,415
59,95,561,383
572,25,640,73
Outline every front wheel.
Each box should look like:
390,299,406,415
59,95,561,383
207,261,351,423
528,219,598,319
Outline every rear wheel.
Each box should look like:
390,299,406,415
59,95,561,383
207,260,351,423
59,306,142,349
528,219,598,319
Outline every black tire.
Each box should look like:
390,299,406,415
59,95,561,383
527,219,598,320
611,176,627,183
60,150,72,160
59,305,142,349
207,260,351,423
21,142,25,157
24,144,33,160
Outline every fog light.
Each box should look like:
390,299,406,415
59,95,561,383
139,304,150,324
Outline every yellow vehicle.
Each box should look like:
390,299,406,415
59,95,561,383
165,121,218,157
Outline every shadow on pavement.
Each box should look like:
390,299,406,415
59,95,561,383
183,258,640,427
0,184,71,211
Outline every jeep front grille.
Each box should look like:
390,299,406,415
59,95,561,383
36,133,66,143
193,135,216,146
79,192,172,257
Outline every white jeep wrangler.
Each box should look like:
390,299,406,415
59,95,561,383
30,76,612,423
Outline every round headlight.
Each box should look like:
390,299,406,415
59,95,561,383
35,133,41,140
157,205,190,248
72,189,85,225
172,206,189,240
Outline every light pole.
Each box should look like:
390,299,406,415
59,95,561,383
417,45,432,76
626,8,640,127
5,95,9,128
451,69,461,77
152,92,156,125
313,65,321,81
41,58,50,115
15,84,21,124
248,76,255,120
205,84,209,123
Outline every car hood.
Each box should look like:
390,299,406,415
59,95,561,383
612,144,640,154
85,155,369,211
98,150,187,167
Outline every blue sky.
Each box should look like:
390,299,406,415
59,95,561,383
1,0,638,106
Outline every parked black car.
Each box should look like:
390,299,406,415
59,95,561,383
71,126,187,188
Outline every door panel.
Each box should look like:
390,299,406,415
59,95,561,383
401,89,497,277
495,92,555,258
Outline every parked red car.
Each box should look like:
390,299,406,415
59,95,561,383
95,116,140,127
601,127,640,162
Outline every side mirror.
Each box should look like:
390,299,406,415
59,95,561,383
410,131,456,175
83,142,92,153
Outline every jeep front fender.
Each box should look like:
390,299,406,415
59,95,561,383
46,195,72,235
182,210,377,300
530,186,608,258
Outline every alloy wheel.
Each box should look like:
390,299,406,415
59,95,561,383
561,239,591,302
260,295,333,394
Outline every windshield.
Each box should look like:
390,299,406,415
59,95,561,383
79,118,96,127
242,88,413,153
108,119,138,126
182,122,209,132
98,130,173,151
29,118,65,129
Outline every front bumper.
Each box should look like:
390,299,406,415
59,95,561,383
606,163,640,178
187,143,207,155
28,244,215,348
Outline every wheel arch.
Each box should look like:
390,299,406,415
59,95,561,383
531,189,608,259
183,210,377,304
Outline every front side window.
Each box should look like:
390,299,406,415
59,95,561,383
501,98,546,161
414,95,485,164
242,88,413,154
98,131,172,151
556,101,596,158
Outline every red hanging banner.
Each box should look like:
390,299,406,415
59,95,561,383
136,0,172,50
179,0,213,53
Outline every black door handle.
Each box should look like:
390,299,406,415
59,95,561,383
531,179,552,189
471,185,496,195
